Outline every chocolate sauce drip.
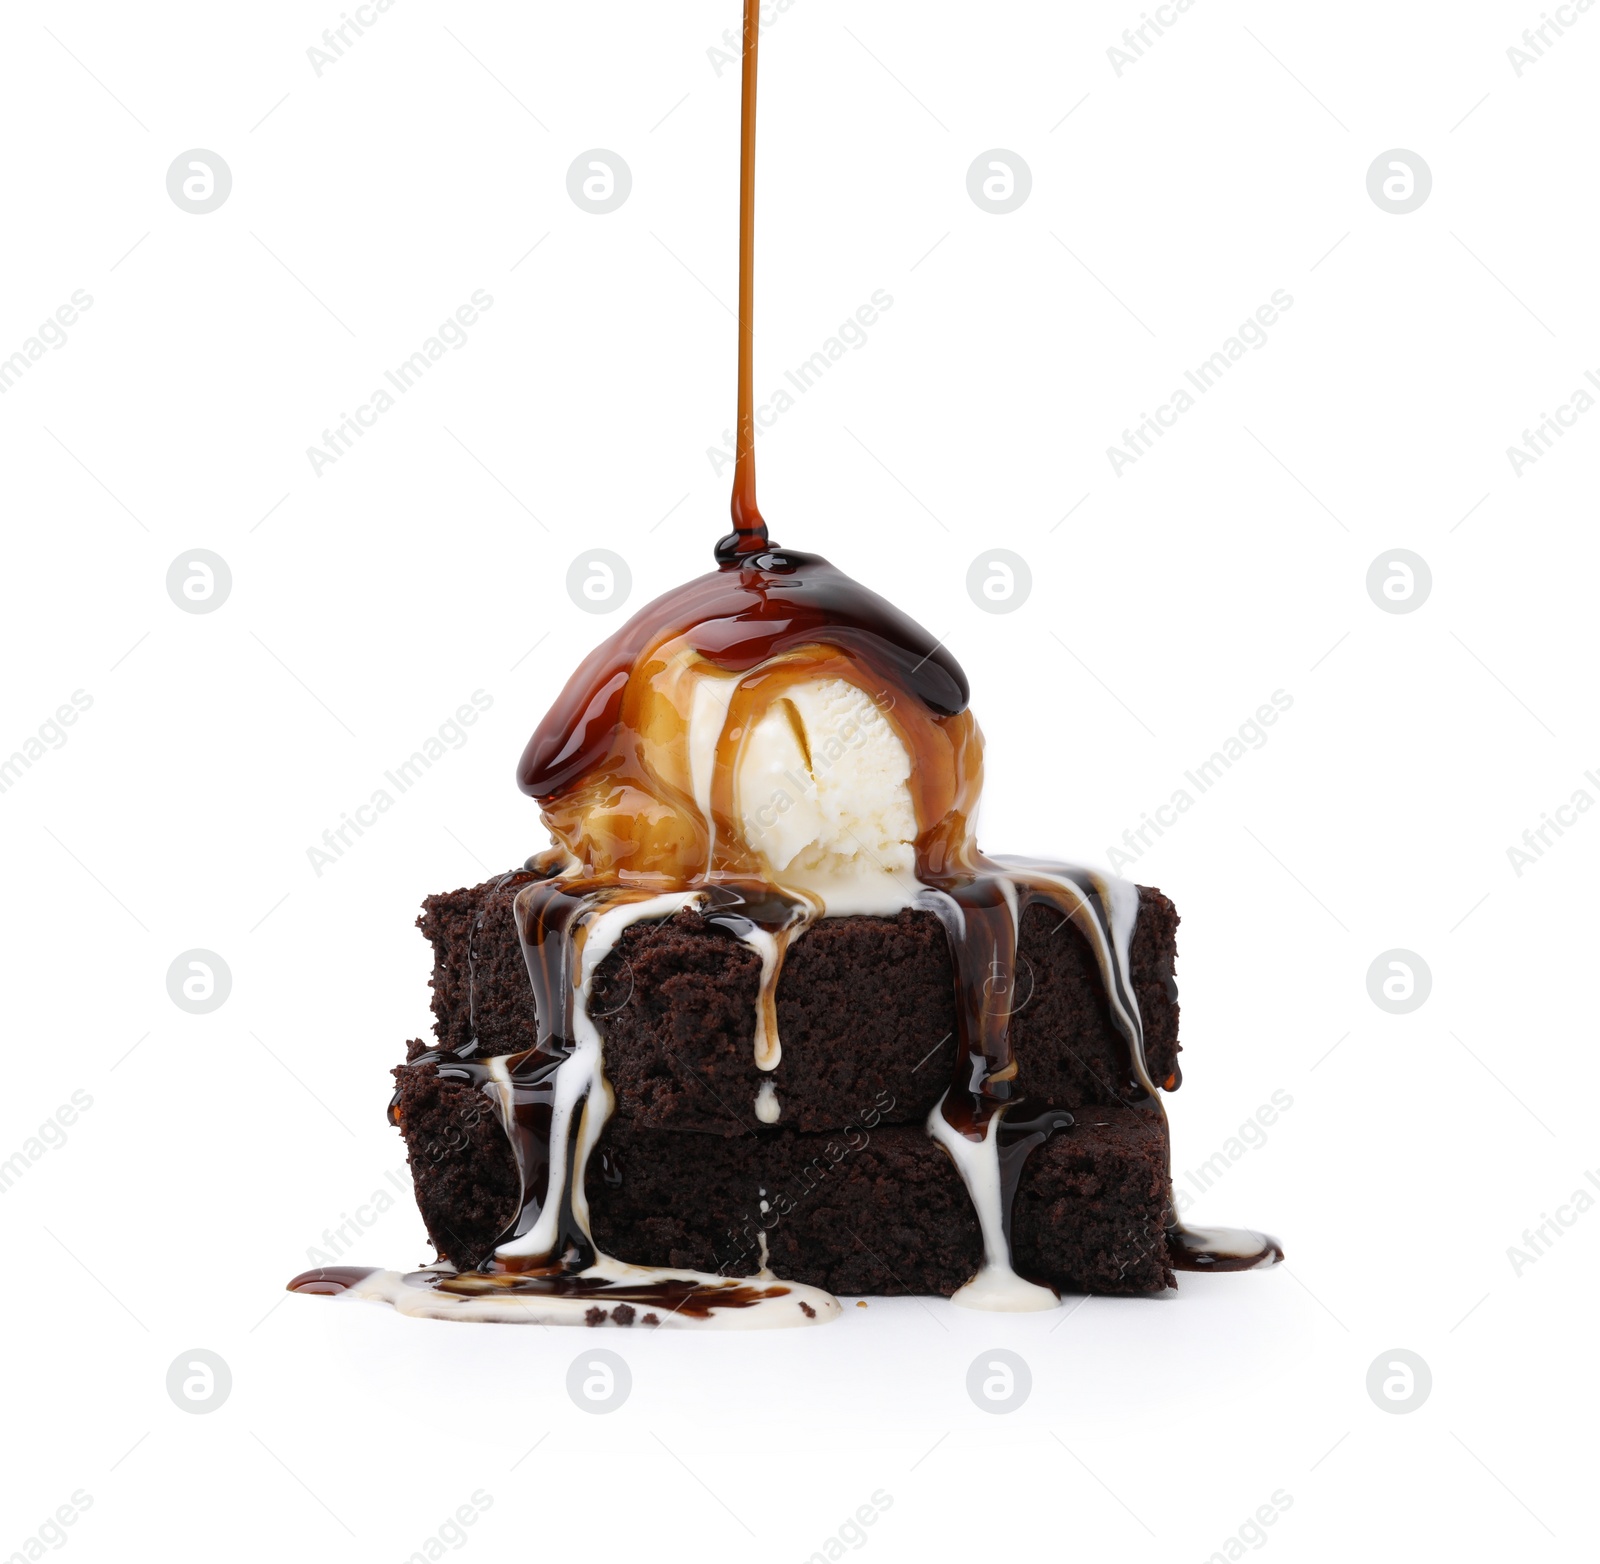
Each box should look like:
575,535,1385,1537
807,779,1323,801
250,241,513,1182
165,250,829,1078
287,1266,378,1295
698,881,808,941
513,875,597,1053
996,1109,1075,1248
916,877,1029,1130
717,0,769,566
288,1262,820,1323
394,875,634,1273
919,860,1280,1284
699,882,813,1072
388,1041,574,1265
1169,1226,1285,1273
427,1268,794,1319
464,860,556,1051
919,864,1159,1277
490,878,811,1268
399,878,815,1274
517,552,969,802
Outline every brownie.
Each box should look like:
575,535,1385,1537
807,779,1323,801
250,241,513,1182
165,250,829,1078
391,1058,1174,1296
418,874,535,1055
418,879,1181,1135
390,1055,521,1273
399,874,1185,1297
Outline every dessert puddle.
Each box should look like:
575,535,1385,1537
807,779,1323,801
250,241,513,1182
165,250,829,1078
288,1259,839,1329
290,0,1280,1330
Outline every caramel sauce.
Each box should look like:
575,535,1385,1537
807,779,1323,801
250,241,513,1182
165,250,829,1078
721,0,766,566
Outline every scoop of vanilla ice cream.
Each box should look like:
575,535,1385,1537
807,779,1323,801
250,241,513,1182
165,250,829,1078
687,674,918,914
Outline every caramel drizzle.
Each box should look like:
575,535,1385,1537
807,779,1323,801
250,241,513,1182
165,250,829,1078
719,0,767,565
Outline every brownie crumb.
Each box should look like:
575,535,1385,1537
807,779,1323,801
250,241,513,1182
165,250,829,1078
612,1303,636,1326
584,1306,607,1327
389,1061,520,1270
798,1300,816,1318
642,1312,660,1326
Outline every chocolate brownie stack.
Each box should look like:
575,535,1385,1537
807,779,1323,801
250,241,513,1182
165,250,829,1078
392,876,1185,1297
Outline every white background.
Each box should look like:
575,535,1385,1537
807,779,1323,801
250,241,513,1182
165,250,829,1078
2,1,1595,1559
